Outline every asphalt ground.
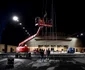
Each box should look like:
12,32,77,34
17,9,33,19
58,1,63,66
0,57,85,70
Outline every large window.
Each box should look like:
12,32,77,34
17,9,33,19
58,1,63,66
38,45,43,47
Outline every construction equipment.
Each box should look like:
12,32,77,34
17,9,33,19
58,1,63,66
15,16,52,58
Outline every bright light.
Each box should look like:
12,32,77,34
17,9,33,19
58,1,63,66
72,38,77,41
25,44,27,46
35,23,38,26
12,16,19,22
19,23,22,25
23,27,25,29
80,33,83,36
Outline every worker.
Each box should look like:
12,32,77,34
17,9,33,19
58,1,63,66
40,49,44,62
46,48,50,60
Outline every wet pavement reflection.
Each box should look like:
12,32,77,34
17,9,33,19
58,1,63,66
0,56,85,70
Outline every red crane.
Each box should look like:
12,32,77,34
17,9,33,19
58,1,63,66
16,17,52,53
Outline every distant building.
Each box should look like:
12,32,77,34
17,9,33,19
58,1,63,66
0,44,16,53
0,32,85,53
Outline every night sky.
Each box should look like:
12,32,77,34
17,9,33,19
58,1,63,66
0,0,85,46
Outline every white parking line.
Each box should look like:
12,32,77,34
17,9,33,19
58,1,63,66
26,61,34,67
0,58,7,62
14,62,21,68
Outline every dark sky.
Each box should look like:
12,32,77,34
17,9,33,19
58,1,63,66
0,0,85,46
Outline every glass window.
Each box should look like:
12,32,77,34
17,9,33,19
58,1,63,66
38,45,43,47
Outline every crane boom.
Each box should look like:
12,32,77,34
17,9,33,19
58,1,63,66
18,17,52,47
18,27,42,46
16,17,52,53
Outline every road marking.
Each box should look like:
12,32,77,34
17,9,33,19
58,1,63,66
25,61,34,67
71,61,76,64
14,62,21,68
0,58,7,62
47,67,55,70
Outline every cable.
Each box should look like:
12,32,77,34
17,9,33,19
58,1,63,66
50,0,54,39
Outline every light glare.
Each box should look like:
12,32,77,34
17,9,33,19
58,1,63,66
81,33,83,36
19,23,22,25
13,16,19,22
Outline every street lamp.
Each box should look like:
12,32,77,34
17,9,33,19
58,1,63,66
12,16,22,25
12,16,19,22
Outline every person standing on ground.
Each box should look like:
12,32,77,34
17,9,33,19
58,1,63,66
40,49,44,62
46,48,50,60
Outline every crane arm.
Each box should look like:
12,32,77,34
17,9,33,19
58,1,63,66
18,16,52,46
18,27,42,46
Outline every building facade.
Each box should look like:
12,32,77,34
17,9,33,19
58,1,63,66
0,44,16,53
0,34,85,53
26,35,84,52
